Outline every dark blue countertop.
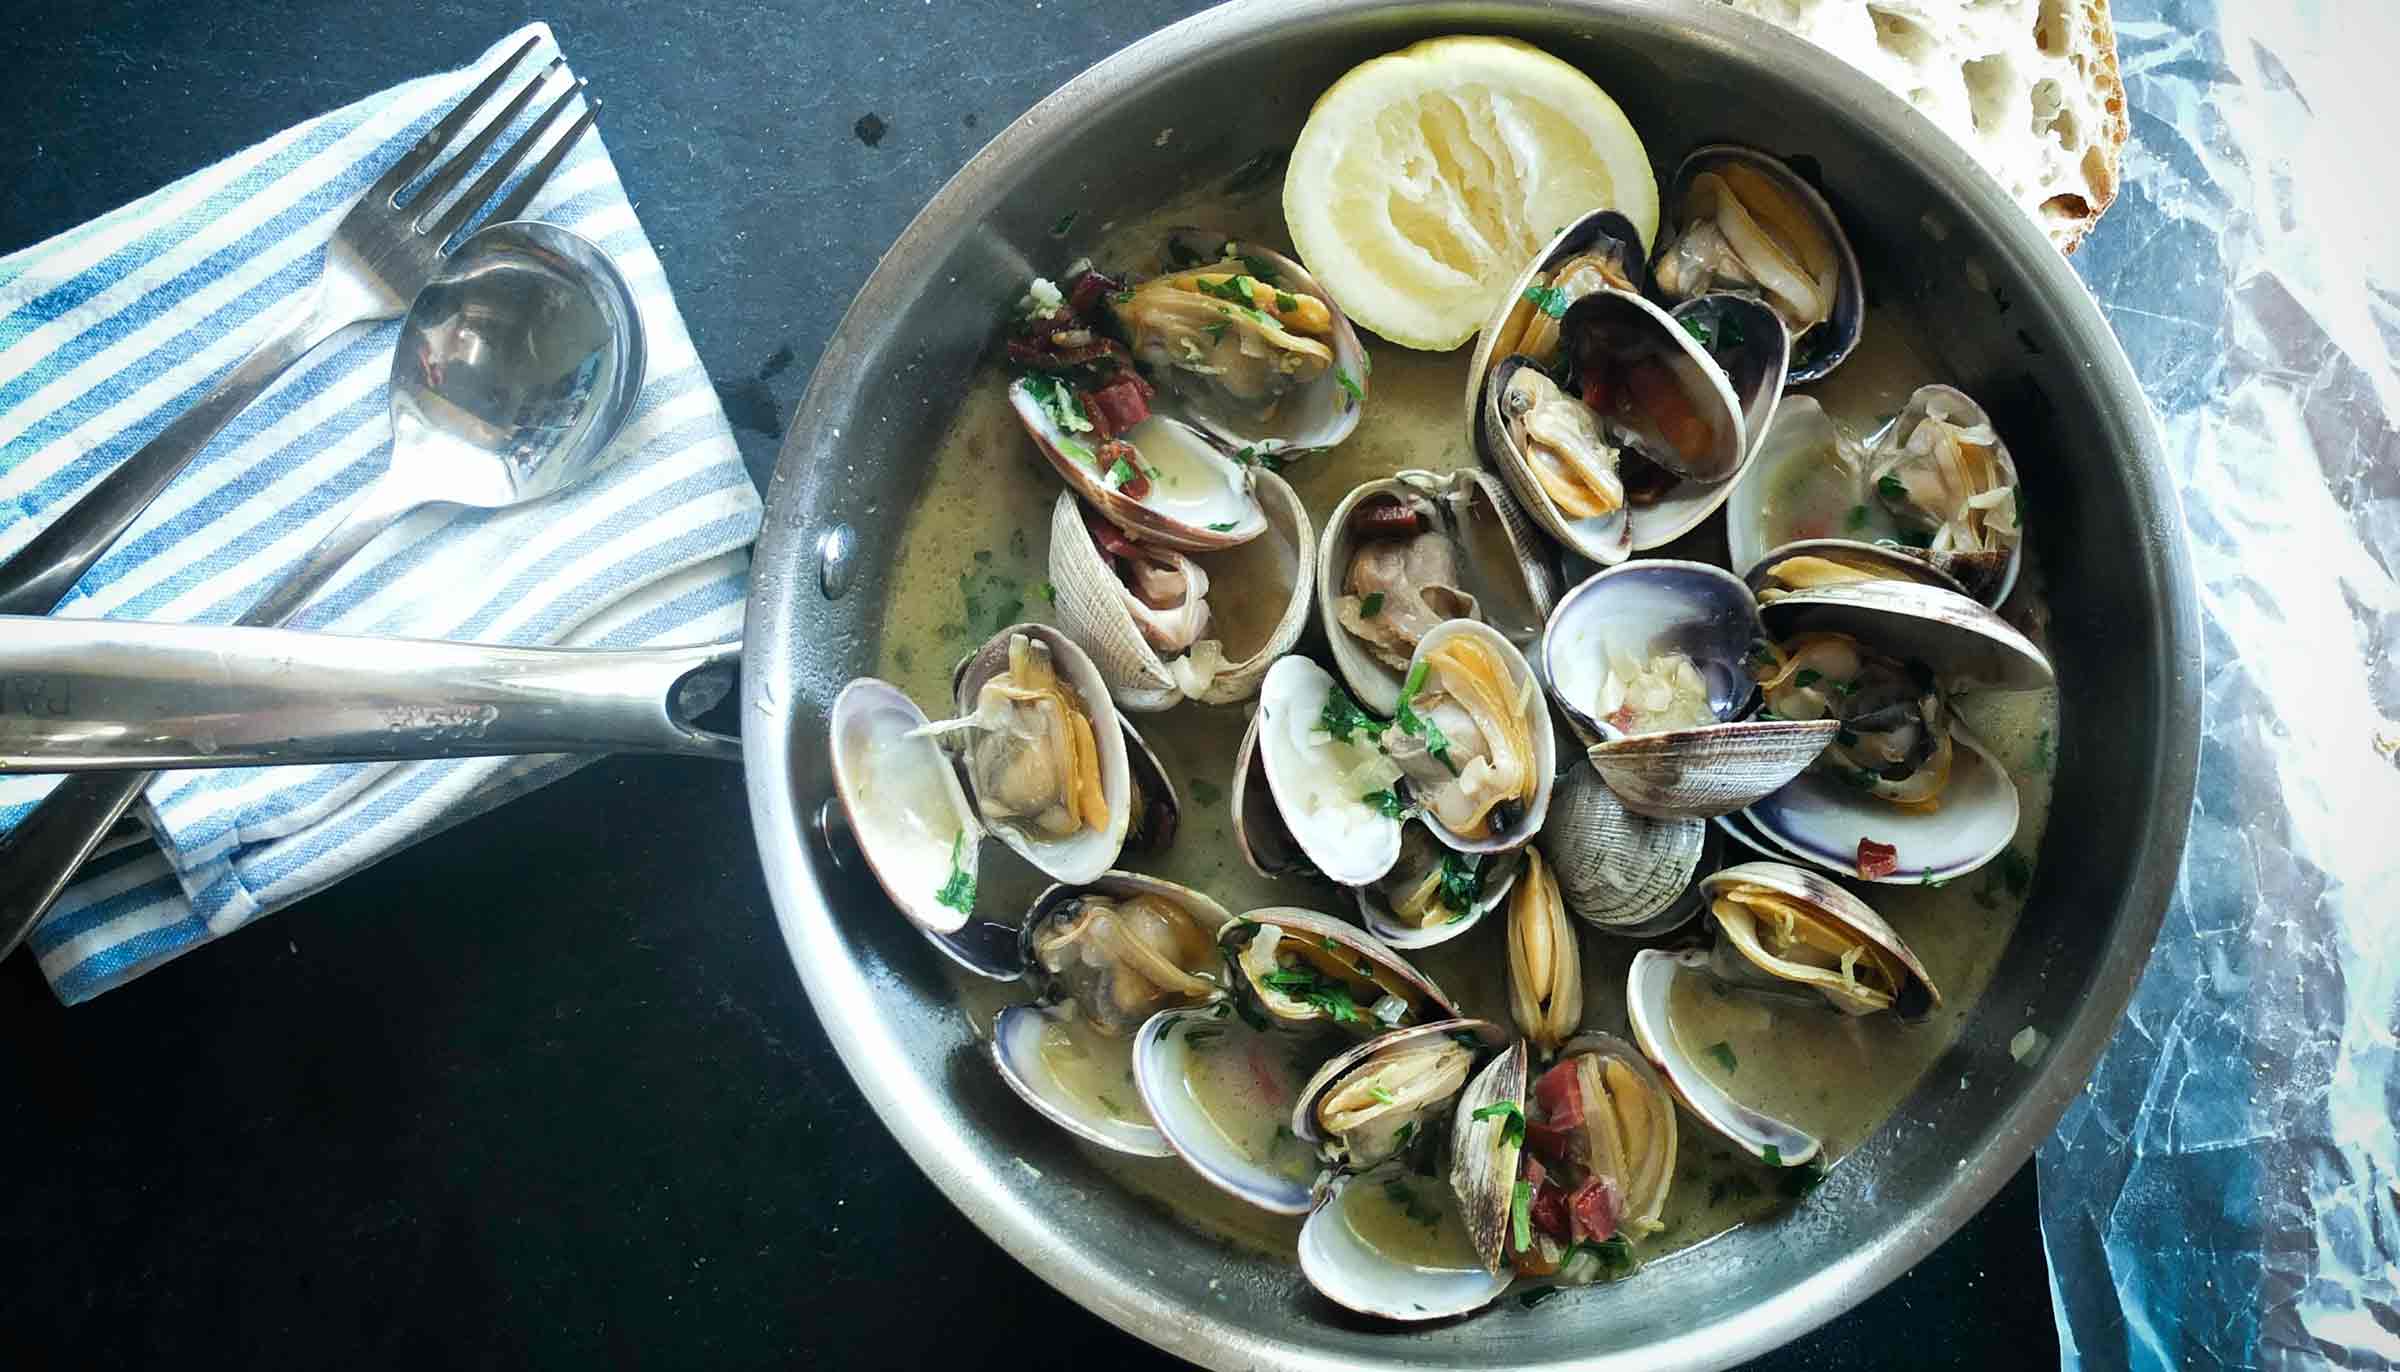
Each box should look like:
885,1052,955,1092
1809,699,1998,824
1,2,2055,1365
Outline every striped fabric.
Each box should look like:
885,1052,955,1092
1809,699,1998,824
0,25,761,1003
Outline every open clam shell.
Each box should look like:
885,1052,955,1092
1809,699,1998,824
1132,1004,1320,1214
989,873,1237,1158
1292,1018,1510,1157
1318,468,1558,716
1541,561,1836,818
1219,906,1459,1034
1536,760,1711,935
1394,620,1558,854
1233,655,1405,886
826,676,1021,979
989,1003,1175,1157
1297,1172,1513,1322
1700,862,1940,1020
1505,848,1583,1056
1625,949,1822,1167
946,623,1134,886
1668,293,1787,460
1744,538,1973,602
1118,716,1180,855
1047,470,1315,711
1134,229,1371,458
1463,209,1651,404
1356,834,1521,951
1865,384,2025,605
1543,1032,1680,1239
1010,381,1267,551
1651,144,1864,384
1754,577,2054,691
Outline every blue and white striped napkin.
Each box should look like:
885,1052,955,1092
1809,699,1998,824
0,25,762,1003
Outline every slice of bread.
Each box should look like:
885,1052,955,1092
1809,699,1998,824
1720,0,2128,251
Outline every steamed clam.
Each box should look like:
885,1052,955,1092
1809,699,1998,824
989,874,1234,1156
1536,761,1713,934
1504,848,1583,1055
1541,561,1838,819
1650,145,1863,383
1231,655,1406,885
1866,385,2025,603
1626,862,1938,1164
1356,829,1520,950
1741,577,2052,883
1319,468,1557,714
1381,621,1557,852
1046,465,1314,710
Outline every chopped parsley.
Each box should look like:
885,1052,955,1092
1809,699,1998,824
1878,474,1909,503
1260,962,1361,1023
1519,1286,1566,1310
1794,669,1823,690
1471,1100,1527,1148
1998,848,2035,897
1566,1236,1636,1275
1275,291,1300,314
1522,283,1570,318
1231,444,1286,473
1838,766,1882,791
1394,1120,1416,1147
2031,728,2053,770
1189,778,1222,807
1510,1179,1534,1252
1198,273,1259,306
1361,788,1409,819
1846,504,1872,531
1048,209,1077,237
1358,590,1386,618
1182,1026,1225,1050
1202,318,1230,345
1333,366,1363,411
1020,373,1091,435
1107,456,1139,488
1318,683,1379,744
1437,853,1482,919
1111,289,1135,305
934,832,975,914
1393,660,1457,772
1706,1041,1739,1074
1762,1144,1784,1167
1719,313,1747,346
1039,580,1057,605
1369,1085,1397,1105
1206,520,1237,532
1235,252,1281,283
1680,315,1714,347
1780,1157,1830,1198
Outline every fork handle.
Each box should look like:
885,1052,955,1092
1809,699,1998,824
0,290,363,616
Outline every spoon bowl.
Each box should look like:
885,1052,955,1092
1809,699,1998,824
391,220,646,507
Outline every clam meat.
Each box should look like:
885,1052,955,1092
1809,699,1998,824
1653,166,1838,335
1505,849,1583,1056
1705,864,1937,1019
1029,889,1221,1034
1500,365,1631,520
1311,1036,1478,1170
925,631,1112,839
1867,385,2023,603
1117,264,1336,411
1333,493,1478,673
1512,1036,1676,1278
1755,633,1954,807
1382,631,1538,844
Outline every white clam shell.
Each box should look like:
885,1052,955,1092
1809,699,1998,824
1238,655,1405,887
989,1003,1175,1157
1010,382,1266,551
1297,1171,1513,1322
1625,949,1822,1167
1132,1005,1318,1214
1047,469,1315,712
949,623,1133,886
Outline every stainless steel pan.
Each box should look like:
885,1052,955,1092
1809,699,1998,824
13,2,2198,1365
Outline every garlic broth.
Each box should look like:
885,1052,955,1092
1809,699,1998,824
877,189,2058,1271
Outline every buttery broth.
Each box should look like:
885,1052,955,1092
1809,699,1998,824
876,190,2058,1273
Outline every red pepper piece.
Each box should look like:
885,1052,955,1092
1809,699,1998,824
1856,837,1900,880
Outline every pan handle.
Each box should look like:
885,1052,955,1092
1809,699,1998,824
0,616,743,774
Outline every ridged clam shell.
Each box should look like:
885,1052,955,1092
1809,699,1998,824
1218,905,1459,1032
1587,717,1841,820
1046,469,1315,711
1742,537,1972,601
1699,860,1941,1020
1655,144,1865,384
1448,1039,1529,1276
1536,761,1708,931
1290,1018,1509,1149
1754,576,2054,691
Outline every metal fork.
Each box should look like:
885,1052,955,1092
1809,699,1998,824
0,34,600,617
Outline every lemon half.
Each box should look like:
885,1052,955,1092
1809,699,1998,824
1283,36,1659,352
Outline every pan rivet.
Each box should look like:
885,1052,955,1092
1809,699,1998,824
817,524,856,599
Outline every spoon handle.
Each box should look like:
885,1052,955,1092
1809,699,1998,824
0,617,742,774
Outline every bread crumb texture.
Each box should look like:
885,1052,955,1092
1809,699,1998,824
1722,0,2127,251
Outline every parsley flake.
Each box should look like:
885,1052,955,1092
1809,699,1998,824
934,832,975,914
1358,591,1386,618
1522,283,1570,318
1318,684,1379,744
1846,504,1871,531
1706,1041,1739,1074
1361,789,1408,820
1878,474,1910,503
1680,315,1714,347
1471,1100,1527,1148
1334,366,1363,411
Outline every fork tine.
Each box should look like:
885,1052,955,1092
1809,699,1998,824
428,78,589,244
485,99,600,227
370,32,545,201
405,56,564,225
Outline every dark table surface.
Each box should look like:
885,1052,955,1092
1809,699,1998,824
2,2,2057,1366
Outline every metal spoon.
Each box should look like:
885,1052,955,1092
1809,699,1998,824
0,220,646,958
